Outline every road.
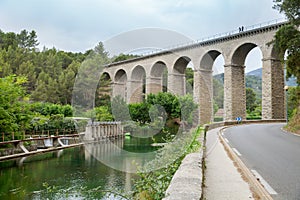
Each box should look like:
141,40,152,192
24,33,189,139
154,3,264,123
223,123,300,200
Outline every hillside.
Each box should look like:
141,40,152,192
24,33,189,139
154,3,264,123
213,68,298,100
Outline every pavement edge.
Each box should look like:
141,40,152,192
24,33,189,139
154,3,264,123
218,127,273,200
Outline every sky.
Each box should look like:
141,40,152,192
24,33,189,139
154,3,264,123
0,0,284,73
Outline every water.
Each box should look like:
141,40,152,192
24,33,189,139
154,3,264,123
0,135,163,200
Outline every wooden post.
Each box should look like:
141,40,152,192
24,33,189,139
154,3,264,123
2,132,4,142
12,132,14,140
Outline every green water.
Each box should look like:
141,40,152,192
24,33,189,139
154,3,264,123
0,136,161,200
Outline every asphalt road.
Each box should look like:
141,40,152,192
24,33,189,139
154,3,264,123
223,123,300,200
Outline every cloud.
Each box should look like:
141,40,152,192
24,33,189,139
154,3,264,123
0,0,284,52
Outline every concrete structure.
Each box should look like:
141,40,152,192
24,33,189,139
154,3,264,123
83,121,123,141
102,20,287,124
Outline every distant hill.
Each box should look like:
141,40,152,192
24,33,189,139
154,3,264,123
214,68,297,87
246,68,262,77
246,68,297,86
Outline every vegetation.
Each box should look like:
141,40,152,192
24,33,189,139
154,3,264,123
133,126,202,200
273,0,300,133
273,0,300,81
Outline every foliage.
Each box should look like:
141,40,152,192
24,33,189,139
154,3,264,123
95,73,112,107
94,106,114,121
273,0,300,25
112,53,139,62
111,95,131,122
213,78,224,109
146,92,180,119
0,75,30,133
287,86,300,118
30,102,73,117
246,88,258,112
132,126,202,200
178,94,198,124
273,0,300,84
285,106,300,134
129,103,151,124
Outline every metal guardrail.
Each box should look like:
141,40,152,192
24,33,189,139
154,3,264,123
140,18,288,56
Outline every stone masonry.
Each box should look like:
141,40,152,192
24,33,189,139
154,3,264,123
103,21,287,124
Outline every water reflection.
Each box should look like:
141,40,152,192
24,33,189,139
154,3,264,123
0,138,152,200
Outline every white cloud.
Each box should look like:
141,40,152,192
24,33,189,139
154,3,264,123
0,0,284,52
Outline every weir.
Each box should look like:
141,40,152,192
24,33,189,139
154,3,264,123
83,121,124,141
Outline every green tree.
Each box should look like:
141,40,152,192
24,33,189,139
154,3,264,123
129,103,151,124
0,75,30,133
246,88,258,112
111,95,131,122
213,78,224,109
94,106,114,121
273,0,300,84
112,53,139,62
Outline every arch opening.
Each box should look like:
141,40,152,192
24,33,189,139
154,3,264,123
114,69,127,100
130,65,146,103
150,61,168,93
96,72,112,107
212,53,225,122
172,56,192,95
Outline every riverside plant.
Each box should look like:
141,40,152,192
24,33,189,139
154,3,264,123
132,126,203,200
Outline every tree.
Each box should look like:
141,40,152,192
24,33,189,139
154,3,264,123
17,30,39,50
273,0,300,84
246,88,258,112
0,75,31,133
112,53,139,62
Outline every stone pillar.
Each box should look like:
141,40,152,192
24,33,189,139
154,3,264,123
112,82,127,100
262,58,285,119
127,80,143,103
168,73,185,95
193,69,213,125
146,76,163,94
224,65,246,121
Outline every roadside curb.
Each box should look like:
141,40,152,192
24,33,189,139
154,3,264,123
218,127,273,200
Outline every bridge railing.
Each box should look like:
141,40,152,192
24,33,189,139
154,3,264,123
141,18,287,56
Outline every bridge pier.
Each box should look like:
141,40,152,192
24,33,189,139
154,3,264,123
128,80,143,103
168,73,186,95
146,76,163,94
262,58,285,119
194,69,213,124
224,65,246,121
112,82,127,100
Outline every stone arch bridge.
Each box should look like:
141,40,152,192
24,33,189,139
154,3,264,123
102,21,287,125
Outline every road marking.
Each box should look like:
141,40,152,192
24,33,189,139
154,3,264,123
232,148,242,156
251,170,277,195
224,138,229,143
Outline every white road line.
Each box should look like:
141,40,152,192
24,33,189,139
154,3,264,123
251,170,278,195
224,138,229,143
232,148,242,156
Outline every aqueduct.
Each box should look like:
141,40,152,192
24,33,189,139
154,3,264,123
102,21,287,125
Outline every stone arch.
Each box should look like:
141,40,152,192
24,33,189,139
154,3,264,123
170,56,192,95
231,43,258,66
173,56,191,74
129,65,146,103
200,50,223,71
113,69,127,100
95,72,112,107
148,61,168,94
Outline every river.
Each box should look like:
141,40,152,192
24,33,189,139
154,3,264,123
0,135,162,200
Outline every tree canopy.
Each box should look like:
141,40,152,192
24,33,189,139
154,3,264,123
273,0,300,84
